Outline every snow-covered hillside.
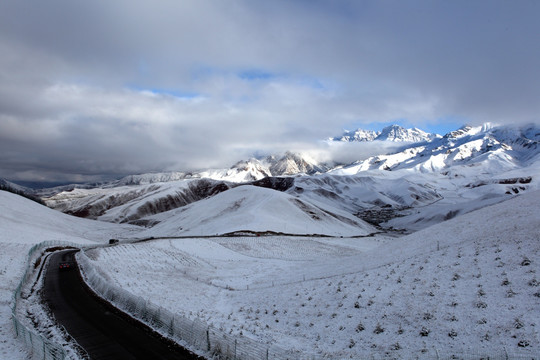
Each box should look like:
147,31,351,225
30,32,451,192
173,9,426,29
0,190,141,359
141,185,376,237
333,123,540,173
0,191,139,245
45,178,232,225
0,178,32,193
84,190,540,358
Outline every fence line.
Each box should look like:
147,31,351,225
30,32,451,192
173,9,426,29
202,235,511,291
11,240,88,360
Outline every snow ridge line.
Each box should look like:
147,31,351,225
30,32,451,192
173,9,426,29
76,247,322,360
11,241,87,360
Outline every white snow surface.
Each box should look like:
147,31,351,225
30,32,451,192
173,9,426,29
86,191,540,358
142,185,376,237
331,124,440,143
0,190,140,360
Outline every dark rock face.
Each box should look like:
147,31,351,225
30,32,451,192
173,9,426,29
247,177,295,192
126,180,230,223
64,179,231,224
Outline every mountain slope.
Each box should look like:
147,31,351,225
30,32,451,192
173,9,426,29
332,123,540,174
0,190,139,244
45,178,231,225
141,185,377,237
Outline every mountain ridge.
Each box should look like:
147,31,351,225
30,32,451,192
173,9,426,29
19,122,540,234
331,124,441,143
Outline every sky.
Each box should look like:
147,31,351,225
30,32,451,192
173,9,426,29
1,0,539,185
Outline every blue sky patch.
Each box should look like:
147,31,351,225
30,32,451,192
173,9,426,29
238,69,277,80
129,86,200,99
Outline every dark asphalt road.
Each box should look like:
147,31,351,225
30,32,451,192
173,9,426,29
43,249,201,360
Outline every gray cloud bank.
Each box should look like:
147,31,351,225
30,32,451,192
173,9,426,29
0,0,539,183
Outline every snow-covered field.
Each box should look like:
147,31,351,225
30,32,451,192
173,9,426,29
0,191,140,360
84,191,540,358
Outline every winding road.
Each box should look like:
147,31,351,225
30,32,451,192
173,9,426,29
43,249,201,360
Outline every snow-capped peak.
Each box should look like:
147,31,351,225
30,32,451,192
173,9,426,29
331,124,439,143
376,125,439,142
443,123,495,139
115,172,194,185
268,152,329,176
331,129,380,142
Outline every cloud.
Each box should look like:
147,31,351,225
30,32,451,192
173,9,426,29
0,80,343,182
0,0,539,182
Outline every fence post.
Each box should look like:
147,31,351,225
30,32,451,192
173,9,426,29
12,316,18,337
169,316,175,338
206,328,210,351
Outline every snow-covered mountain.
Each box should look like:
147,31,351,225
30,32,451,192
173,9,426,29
45,152,331,189
331,128,379,142
331,124,440,143
333,123,540,174
202,152,331,182
42,152,335,224
323,123,540,231
45,178,232,225
39,123,540,233
142,185,376,237
0,178,31,193
266,152,331,176
377,124,441,142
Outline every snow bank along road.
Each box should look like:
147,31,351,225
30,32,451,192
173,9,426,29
43,249,200,360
